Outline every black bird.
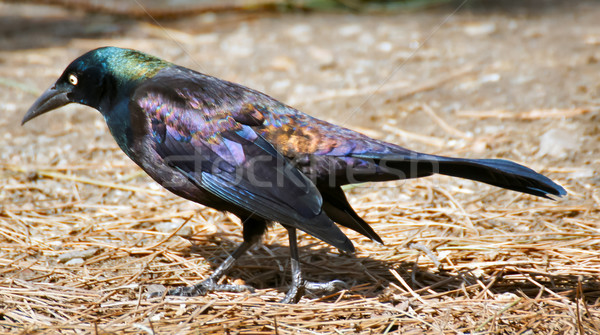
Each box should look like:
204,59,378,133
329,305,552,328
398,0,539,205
23,47,566,303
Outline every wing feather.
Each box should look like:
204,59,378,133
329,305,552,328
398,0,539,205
132,68,354,252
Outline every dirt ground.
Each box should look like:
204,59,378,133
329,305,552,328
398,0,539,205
1,1,599,334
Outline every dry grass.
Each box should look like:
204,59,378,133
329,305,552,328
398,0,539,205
1,1,600,333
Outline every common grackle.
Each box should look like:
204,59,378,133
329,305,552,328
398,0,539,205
23,47,565,303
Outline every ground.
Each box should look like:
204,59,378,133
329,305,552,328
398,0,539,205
0,1,599,334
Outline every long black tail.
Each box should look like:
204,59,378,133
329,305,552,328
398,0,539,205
351,150,565,199
391,155,566,199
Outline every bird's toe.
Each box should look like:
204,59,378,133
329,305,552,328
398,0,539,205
305,279,347,292
150,279,255,298
280,279,347,303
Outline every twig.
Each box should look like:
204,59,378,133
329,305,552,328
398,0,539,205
389,269,428,305
421,104,471,139
456,108,591,120
475,297,522,332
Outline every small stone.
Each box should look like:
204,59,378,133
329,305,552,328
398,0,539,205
308,46,335,68
538,128,578,159
58,247,99,263
65,258,85,266
377,41,393,52
464,22,496,36
233,278,247,286
286,24,312,43
146,284,166,297
496,292,519,301
338,24,361,37
569,168,594,179
149,312,164,322
471,140,487,153
271,56,296,72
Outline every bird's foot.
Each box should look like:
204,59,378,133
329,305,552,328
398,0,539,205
148,279,255,298
280,279,346,304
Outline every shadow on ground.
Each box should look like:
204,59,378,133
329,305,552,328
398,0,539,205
155,233,600,304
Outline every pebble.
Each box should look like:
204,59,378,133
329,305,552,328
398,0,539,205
58,247,99,263
538,128,578,159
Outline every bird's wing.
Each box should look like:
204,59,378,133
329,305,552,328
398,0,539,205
130,69,354,252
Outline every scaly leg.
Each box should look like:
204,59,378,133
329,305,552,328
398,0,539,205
157,240,255,297
150,217,267,298
280,226,346,303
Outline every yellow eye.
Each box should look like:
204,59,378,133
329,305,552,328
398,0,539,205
68,74,78,85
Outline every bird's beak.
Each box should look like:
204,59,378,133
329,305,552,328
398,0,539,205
22,85,70,125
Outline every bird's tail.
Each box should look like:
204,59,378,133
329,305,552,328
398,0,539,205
395,155,565,199
353,152,566,199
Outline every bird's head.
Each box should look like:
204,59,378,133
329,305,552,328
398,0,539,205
22,47,169,125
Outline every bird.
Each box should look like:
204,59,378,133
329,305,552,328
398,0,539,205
23,47,566,303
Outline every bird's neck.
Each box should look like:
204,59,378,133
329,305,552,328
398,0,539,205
101,81,137,159
104,100,134,158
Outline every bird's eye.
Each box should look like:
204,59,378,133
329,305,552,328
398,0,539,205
68,74,78,85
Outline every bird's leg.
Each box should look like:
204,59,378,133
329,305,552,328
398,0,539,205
280,227,304,303
280,227,346,303
161,240,256,297
151,217,267,298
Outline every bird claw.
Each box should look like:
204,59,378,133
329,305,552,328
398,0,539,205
280,279,347,303
305,279,347,292
148,279,255,299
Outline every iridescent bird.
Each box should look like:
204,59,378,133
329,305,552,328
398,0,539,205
23,47,565,303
